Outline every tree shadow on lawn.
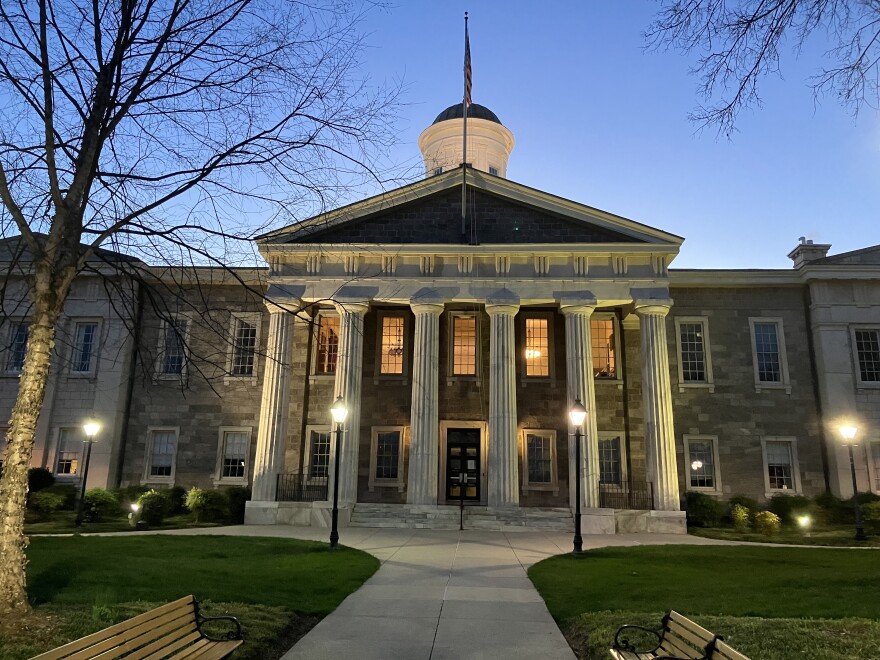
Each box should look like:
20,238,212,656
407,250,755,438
28,561,74,605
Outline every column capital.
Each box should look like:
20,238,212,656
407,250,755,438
333,300,370,316
633,298,673,317
410,301,445,316
264,298,302,314
559,302,597,317
485,302,519,317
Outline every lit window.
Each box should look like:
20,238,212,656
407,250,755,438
315,315,339,375
308,429,331,478
598,436,621,486
71,322,98,374
220,430,250,480
452,314,477,376
55,428,83,475
380,316,405,375
855,329,880,383
591,318,616,379
686,438,717,489
231,317,258,376
524,317,550,377
765,440,795,491
5,322,28,374
147,429,177,479
160,318,188,376
489,166,499,176
521,430,557,492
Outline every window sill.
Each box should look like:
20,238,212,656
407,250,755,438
223,376,258,386
522,484,559,495
688,486,721,495
367,480,405,493
446,377,481,386
765,489,802,498
143,477,174,485
213,478,249,487
595,377,623,390
520,378,556,388
679,382,715,393
309,374,336,384
67,372,97,380
855,382,880,390
754,382,791,394
373,376,408,386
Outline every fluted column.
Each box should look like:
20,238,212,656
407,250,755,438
407,302,444,504
561,302,600,509
635,299,680,511
332,301,369,506
252,301,298,502
487,302,519,507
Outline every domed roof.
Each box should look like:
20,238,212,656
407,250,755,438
432,103,502,125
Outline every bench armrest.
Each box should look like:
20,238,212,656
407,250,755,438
613,624,663,655
194,600,243,642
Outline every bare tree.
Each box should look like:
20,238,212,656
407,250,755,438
646,1,880,135
0,0,400,617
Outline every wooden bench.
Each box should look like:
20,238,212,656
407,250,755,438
33,594,243,660
610,610,749,660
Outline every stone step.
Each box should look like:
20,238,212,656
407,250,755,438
349,503,574,531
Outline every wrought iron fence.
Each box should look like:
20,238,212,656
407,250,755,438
598,481,654,510
276,472,328,502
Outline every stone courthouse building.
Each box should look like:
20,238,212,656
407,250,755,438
2,102,879,533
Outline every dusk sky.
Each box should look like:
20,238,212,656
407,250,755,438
359,2,880,269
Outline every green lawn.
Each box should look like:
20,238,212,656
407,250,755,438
24,511,223,534
690,525,880,547
1,535,379,659
529,545,880,659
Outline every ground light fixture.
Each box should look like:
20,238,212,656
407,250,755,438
74,418,101,527
329,396,348,550
568,399,587,555
839,424,867,541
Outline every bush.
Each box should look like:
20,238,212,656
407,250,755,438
684,491,724,528
730,504,751,532
185,487,228,523
28,467,55,493
167,485,188,515
113,485,149,508
82,488,120,522
768,494,813,525
727,495,761,515
224,486,251,524
43,484,78,510
862,501,880,522
28,491,65,518
754,511,782,536
137,490,168,526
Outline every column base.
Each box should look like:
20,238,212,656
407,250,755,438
244,501,353,528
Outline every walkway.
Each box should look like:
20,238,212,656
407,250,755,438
157,525,725,659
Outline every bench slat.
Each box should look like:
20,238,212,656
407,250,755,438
659,638,703,659
167,638,214,660
713,638,751,660
185,640,242,660
32,596,196,660
139,631,204,660
668,611,716,642
125,629,201,660
667,619,715,650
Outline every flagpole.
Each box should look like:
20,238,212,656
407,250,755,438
461,12,469,243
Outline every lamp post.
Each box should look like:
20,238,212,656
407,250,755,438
840,424,867,541
329,396,348,550
74,418,101,527
569,399,587,555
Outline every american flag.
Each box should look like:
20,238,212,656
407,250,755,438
464,23,472,107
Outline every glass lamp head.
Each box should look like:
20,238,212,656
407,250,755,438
82,419,101,439
839,425,858,443
568,399,587,427
330,396,348,424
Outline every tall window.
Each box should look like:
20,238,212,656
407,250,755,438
219,430,250,480
749,318,790,392
308,429,331,478
521,430,557,492
855,329,880,383
230,316,258,376
598,436,622,486
55,428,83,475
160,318,188,376
489,166,499,176
375,431,400,479
524,317,550,377
147,429,177,479
765,440,795,491
451,314,477,376
678,321,707,382
5,321,28,373
315,315,339,374
379,316,405,375
71,321,98,374
686,437,717,490
591,318,616,379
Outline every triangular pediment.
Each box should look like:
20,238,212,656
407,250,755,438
258,169,683,248
811,245,880,266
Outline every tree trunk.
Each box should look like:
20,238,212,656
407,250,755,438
0,295,61,617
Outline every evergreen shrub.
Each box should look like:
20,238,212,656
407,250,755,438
186,487,228,523
28,467,55,493
224,486,250,524
754,511,782,536
83,488,120,522
137,490,167,526
768,494,813,525
730,503,750,532
28,491,65,518
684,491,724,527
43,484,78,509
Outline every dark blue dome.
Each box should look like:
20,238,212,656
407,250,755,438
432,103,502,125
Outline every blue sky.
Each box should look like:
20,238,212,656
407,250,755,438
359,2,880,269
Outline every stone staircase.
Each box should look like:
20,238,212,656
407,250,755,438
349,503,573,532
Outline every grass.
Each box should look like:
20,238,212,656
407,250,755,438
24,511,225,534
528,545,880,660
690,525,880,547
0,535,379,659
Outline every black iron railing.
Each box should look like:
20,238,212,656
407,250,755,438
599,481,654,510
276,472,328,502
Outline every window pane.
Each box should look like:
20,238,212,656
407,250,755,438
316,316,340,374
766,441,794,490
688,440,715,488
598,437,621,485
591,319,616,379
6,322,28,373
380,317,405,375
452,315,477,375
72,322,98,373
162,319,188,375
222,431,249,478
525,318,550,377
526,434,552,484
375,431,400,479
679,322,707,383
149,431,176,477
754,322,781,382
56,428,83,475
309,431,331,478
855,330,880,382
231,318,258,376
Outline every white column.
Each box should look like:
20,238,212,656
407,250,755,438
561,302,600,509
634,299,680,511
486,302,519,507
252,302,297,502
407,302,444,505
332,301,369,506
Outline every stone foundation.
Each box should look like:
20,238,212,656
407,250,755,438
244,500,352,528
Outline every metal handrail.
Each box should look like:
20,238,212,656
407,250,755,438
598,481,654,510
276,471,329,502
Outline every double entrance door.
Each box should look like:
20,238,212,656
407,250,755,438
445,428,481,502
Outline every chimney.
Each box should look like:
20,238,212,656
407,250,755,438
787,236,831,269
